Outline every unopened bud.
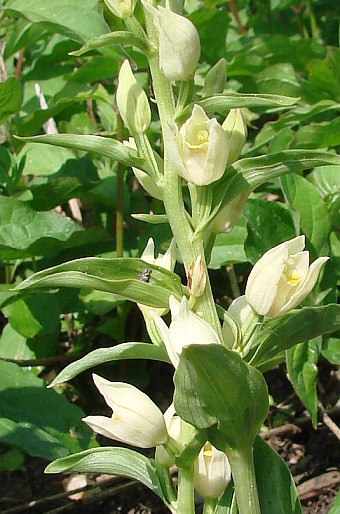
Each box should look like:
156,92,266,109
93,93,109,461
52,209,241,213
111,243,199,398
103,0,137,19
201,58,227,97
143,2,200,82
188,256,206,298
222,109,247,166
116,60,151,135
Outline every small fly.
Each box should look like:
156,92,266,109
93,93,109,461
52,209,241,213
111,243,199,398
137,267,152,283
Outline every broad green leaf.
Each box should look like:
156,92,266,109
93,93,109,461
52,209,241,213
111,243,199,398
250,304,340,371
5,0,109,44
176,93,298,123
308,47,340,101
15,257,184,309
45,447,165,502
286,339,321,428
322,338,340,365
0,77,22,124
19,143,74,177
0,360,96,460
281,173,330,255
292,118,340,150
190,7,229,64
174,344,268,450
3,293,60,339
243,199,296,264
208,221,247,269
0,195,107,259
17,134,146,169
50,342,169,386
70,31,149,56
254,436,302,514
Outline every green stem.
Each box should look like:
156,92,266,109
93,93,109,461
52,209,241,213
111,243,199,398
203,498,217,514
116,115,124,258
177,464,195,514
228,447,261,514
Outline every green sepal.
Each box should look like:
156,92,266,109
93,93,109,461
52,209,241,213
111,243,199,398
174,344,269,451
69,31,149,56
49,342,169,387
14,257,184,309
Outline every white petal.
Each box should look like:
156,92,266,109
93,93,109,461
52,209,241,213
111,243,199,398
278,256,329,315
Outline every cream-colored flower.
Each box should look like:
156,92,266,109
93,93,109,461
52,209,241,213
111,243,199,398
83,375,168,448
245,236,329,317
222,108,247,167
169,104,230,186
145,4,200,82
222,295,252,348
116,60,151,135
152,295,221,367
123,138,163,200
194,442,231,499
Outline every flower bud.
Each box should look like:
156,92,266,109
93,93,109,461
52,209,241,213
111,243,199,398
210,191,249,234
188,256,206,298
222,295,252,348
103,0,137,19
194,442,231,499
123,138,163,200
151,295,220,367
222,108,247,166
83,375,168,448
144,2,200,82
201,58,227,98
116,60,151,135
168,104,230,185
245,236,329,317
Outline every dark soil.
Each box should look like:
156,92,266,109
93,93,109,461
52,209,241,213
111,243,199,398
0,363,339,514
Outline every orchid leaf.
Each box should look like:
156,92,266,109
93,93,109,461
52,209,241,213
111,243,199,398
70,31,149,56
174,344,268,450
250,304,340,371
16,134,146,170
50,342,169,387
14,257,183,309
45,447,165,502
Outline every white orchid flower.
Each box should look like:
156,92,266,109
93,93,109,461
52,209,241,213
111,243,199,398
245,235,329,317
83,375,168,448
152,295,221,367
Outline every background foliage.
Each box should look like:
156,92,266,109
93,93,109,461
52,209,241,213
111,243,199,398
0,0,339,504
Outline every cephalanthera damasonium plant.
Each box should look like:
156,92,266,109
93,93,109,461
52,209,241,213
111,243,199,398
15,1,340,512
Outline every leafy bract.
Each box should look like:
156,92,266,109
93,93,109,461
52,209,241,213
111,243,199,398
174,344,268,450
50,342,169,387
45,447,165,502
249,304,340,371
15,257,184,309
17,134,146,170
